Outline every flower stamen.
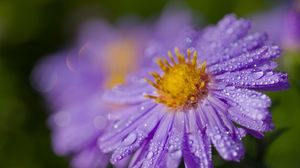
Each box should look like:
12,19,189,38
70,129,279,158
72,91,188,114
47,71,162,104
145,48,210,109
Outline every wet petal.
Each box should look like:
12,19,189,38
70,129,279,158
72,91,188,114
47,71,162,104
109,110,163,164
215,69,289,91
183,109,212,168
100,102,158,154
163,112,185,168
206,32,267,65
208,95,273,132
201,102,245,161
198,15,251,54
216,87,271,119
130,114,174,168
208,45,280,75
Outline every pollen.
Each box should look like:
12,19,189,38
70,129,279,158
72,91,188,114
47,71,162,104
145,48,210,109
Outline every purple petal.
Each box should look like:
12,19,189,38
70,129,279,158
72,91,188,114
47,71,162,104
208,95,273,132
129,112,185,168
133,114,174,168
100,102,158,154
50,98,106,155
109,111,162,164
215,69,289,91
208,45,280,75
102,80,152,104
215,87,271,120
183,110,212,168
32,52,104,110
200,101,245,161
71,144,109,168
163,112,185,168
197,15,251,60
206,32,267,65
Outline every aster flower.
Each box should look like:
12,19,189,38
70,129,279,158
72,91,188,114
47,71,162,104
282,8,300,50
32,10,192,168
100,14,289,168
252,1,300,51
32,21,149,168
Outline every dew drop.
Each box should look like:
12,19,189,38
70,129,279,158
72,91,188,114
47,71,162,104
232,151,238,157
122,132,137,146
256,113,264,120
113,124,119,129
185,37,192,44
170,150,182,159
260,94,267,99
252,71,264,79
214,134,222,140
146,151,154,159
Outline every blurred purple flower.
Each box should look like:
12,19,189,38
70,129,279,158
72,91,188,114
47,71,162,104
282,9,300,50
32,10,192,168
100,14,289,168
252,4,300,51
32,22,147,167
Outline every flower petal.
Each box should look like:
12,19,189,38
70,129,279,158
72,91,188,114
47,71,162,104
49,98,106,155
215,69,289,91
199,15,251,53
208,45,280,75
108,110,163,164
216,87,271,119
102,82,152,104
208,95,273,132
183,109,212,168
201,101,245,161
100,102,157,153
130,114,174,168
71,145,109,168
206,32,267,65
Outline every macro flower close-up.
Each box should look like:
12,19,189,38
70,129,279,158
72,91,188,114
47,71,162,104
31,9,192,168
100,14,289,167
0,1,299,168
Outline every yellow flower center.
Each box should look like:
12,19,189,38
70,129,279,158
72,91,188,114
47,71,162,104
145,48,209,109
103,38,138,88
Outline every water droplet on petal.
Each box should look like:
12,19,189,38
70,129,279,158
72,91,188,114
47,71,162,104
185,37,192,44
122,132,137,146
232,151,238,157
170,150,182,159
252,71,264,79
214,134,222,140
146,151,154,159
113,124,119,129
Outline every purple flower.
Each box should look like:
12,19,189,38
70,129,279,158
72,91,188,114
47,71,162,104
32,10,192,168
252,5,300,51
100,14,289,168
282,9,300,50
32,21,149,168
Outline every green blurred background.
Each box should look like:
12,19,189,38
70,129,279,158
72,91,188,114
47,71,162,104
0,0,299,167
